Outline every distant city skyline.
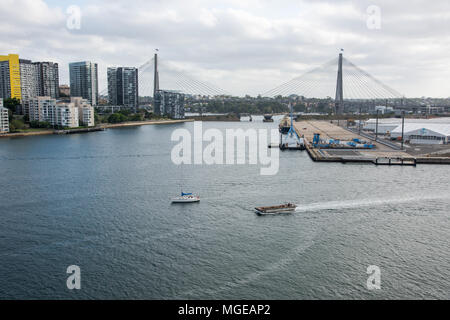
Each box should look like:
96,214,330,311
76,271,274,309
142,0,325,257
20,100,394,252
1,0,450,97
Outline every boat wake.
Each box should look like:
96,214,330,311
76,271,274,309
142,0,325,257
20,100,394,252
295,194,450,213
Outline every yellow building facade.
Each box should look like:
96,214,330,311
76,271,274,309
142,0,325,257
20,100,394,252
0,54,22,100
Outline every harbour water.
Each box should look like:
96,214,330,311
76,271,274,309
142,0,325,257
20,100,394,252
0,119,449,299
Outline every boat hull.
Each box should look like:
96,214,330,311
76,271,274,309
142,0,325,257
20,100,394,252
255,204,297,215
172,196,200,203
279,126,290,134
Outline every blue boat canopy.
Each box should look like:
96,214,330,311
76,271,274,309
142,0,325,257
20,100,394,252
181,192,193,196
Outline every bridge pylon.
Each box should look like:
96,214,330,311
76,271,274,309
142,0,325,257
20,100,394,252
153,50,159,99
335,50,344,115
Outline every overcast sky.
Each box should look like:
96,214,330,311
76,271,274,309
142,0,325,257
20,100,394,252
1,0,449,97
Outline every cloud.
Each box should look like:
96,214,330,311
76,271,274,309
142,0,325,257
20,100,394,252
0,0,449,97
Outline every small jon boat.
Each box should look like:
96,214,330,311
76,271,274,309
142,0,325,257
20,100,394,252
171,192,200,203
255,203,296,215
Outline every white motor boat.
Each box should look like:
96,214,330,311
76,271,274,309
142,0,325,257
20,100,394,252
171,193,200,203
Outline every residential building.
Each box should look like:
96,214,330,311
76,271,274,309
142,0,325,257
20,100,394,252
154,90,185,119
29,96,56,123
29,96,79,128
55,102,79,128
1,55,60,114
79,104,95,127
69,61,98,106
107,67,139,111
35,62,59,99
0,54,21,100
59,85,70,97
71,97,95,127
19,59,39,105
0,98,9,133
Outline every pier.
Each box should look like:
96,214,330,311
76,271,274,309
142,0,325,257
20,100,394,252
293,120,441,166
54,127,105,135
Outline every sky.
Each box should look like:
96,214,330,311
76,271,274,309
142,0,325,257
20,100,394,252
1,0,449,97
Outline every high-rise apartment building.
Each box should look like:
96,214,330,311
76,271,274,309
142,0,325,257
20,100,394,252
19,59,39,104
0,98,9,133
107,67,139,111
154,90,185,119
35,62,59,99
69,61,98,106
0,54,60,113
0,54,21,100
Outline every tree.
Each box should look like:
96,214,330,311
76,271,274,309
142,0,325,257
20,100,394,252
294,104,306,112
144,111,153,119
9,119,25,132
29,121,52,128
3,98,21,114
129,113,143,121
317,102,329,113
118,109,131,117
107,113,128,123
94,111,102,124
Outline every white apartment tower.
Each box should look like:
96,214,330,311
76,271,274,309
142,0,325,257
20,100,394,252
71,97,95,127
0,98,9,133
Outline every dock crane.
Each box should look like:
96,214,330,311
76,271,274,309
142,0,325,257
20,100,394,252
280,103,305,150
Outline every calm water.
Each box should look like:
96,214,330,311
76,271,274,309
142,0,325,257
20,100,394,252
0,118,449,299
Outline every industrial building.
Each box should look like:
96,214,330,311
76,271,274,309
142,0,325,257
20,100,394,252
363,118,403,134
374,105,394,114
363,117,450,145
390,124,450,145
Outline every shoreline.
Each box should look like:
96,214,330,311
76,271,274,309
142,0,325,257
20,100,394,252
99,119,193,128
0,119,194,138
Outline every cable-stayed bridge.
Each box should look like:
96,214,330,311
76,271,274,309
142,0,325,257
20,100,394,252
262,51,404,114
100,54,230,98
101,51,405,114
261,55,403,100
